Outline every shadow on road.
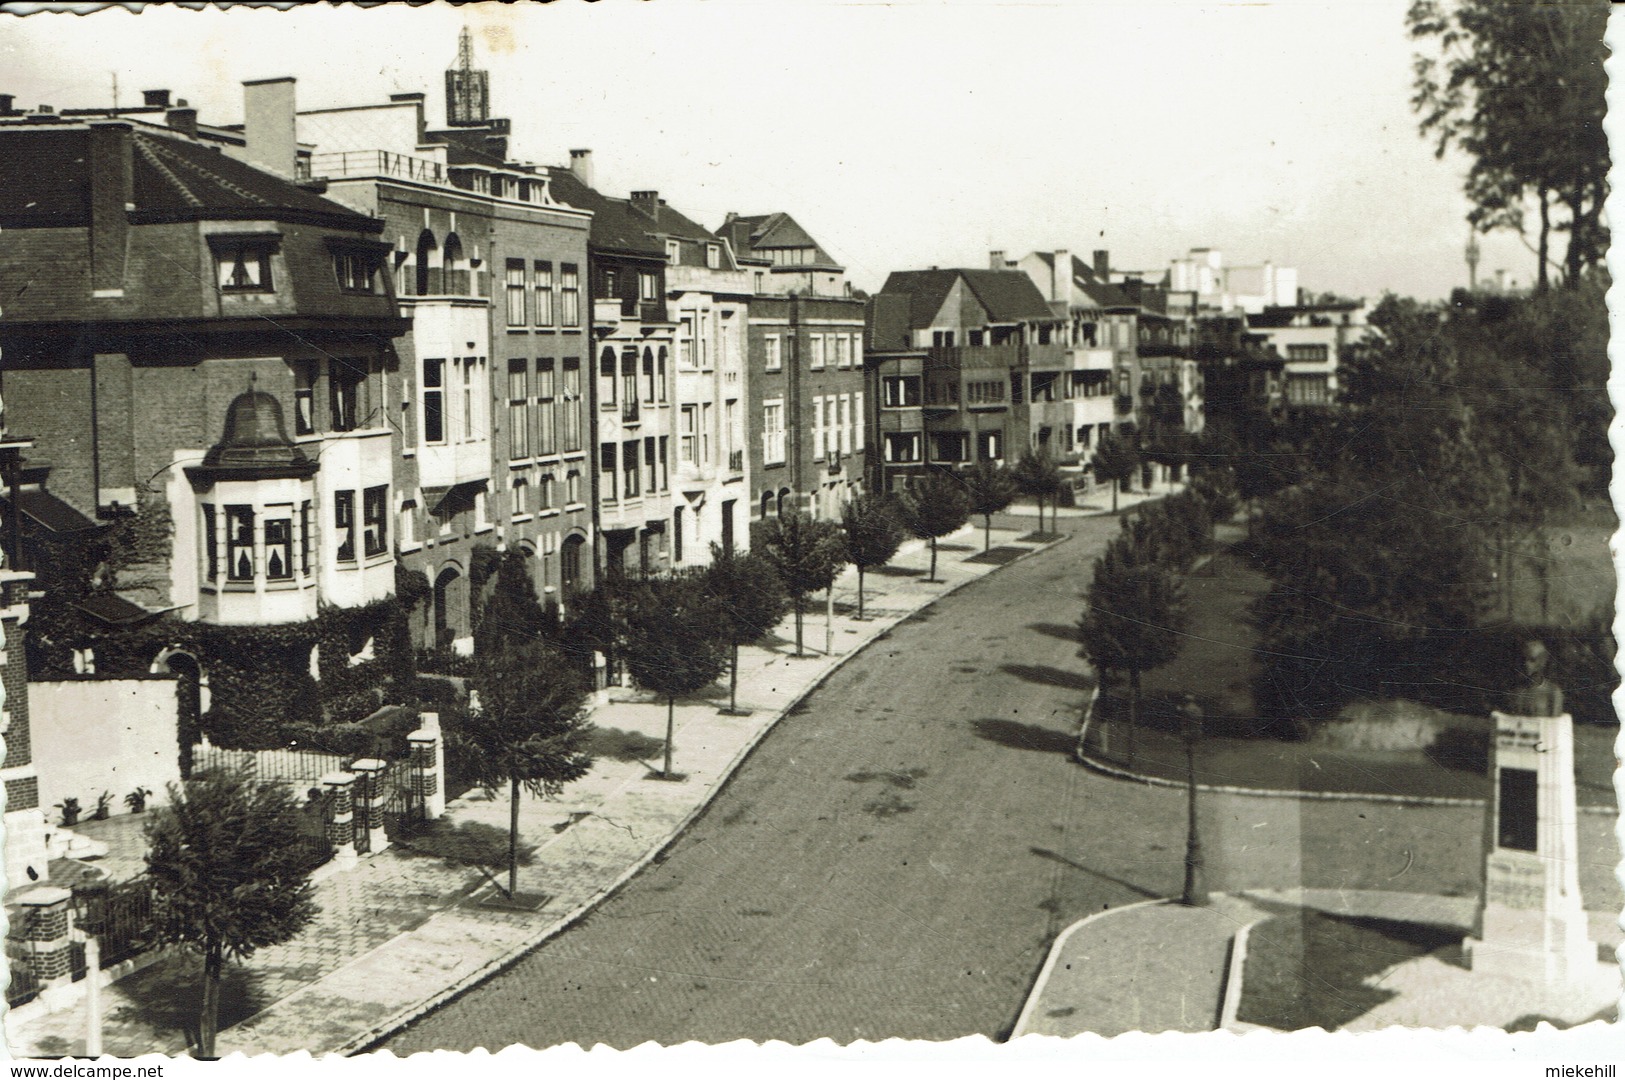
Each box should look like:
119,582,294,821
1029,846,1163,901
1025,622,1080,643
999,663,1094,693
970,717,1076,755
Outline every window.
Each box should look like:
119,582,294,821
396,499,414,551
657,348,668,401
461,357,477,440
666,240,680,263
678,316,695,369
423,358,446,444
978,430,1003,461
511,473,529,517
537,359,557,455
639,272,659,302
705,244,720,269
600,443,617,501
265,514,293,579
840,395,852,455
969,330,985,347
810,334,825,369
214,239,274,292
561,264,580,325
292,361,316,436
764,334,782,372
1011,373,1025,405
330,357,367,432
811,396,823,461
598,349,617,407
201,504,217,581
832,335,847,369
754,271,764,293
623,438,640,498
932,330,955,348
701,402,712,464
225,506,255,581
882,375,921,407
537,473,554,510
658,436,669,490
642,348,656,402
680,405,698,464
622,350,639,421
562,358,582,450
673,506,684,563
644,437,657,494
762,399,786,465
506,260,527,326
334,252,378,294
334,491,356,562
930,432,967,463
883,433,921,464
1287,343,1330,363
566,469,581,505
300,500,313,573
966,380,1006,406
508,360,530,459
533,261,554,326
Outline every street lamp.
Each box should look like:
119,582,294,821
1180,693,1206,907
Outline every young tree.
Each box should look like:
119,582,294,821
619,571,730,777
459,643,594,901
842,492,904,617
474,550,553,659
757,512,846,656
145,768,319,1058
961,459,1018,552
1010,449,1062,533
1089,434,1139,513
896,470,971,583
1077,533,1189,767
702,543,790,714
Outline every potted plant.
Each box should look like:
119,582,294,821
55,797,81,827
92,791,114,821
124,786,153,814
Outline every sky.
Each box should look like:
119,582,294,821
0,0,1573,301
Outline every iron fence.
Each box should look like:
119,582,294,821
70,877,159,973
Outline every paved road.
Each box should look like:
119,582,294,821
378,514,1556,1052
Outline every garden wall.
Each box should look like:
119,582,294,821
30,676,180,820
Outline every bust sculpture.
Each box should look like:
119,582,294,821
1506,639,1564,718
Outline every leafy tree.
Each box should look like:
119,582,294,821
459,643,593,900
1010,450,1063,533
895,470,971,583
619,571,730,777
1088,434,1139,513
473,550,553,659
1409,0,1609,289
757,512,846,656
145,768,319,1058
558,578,631,686
841,492,904,617
960,459,1018,552
1077,533,1189,767
702,544,789,713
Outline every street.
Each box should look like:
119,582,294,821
380,515,1501,1052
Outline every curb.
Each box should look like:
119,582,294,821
1008,897,1173,1040
339,527,1070,1055
1217,919,1253,1031
1073,748,1618,816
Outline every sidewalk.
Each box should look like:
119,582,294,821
8,497,1156,1059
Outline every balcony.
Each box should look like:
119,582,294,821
310,150,448,187
667,264,751,293
1070,347,1115,372
622,398,640,424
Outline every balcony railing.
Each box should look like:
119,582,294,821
622,398,640,424
310,150,448,186
728,449,744,473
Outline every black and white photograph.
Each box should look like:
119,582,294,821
0,0,1617,1073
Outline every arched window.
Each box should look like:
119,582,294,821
415,229,439,296
443,233,468,295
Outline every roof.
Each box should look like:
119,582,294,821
5,488,101,534
547,168,665,257
721,211,842,269
0,125,380,230
74,592,158,627
878,268,1055,329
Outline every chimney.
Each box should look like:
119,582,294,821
1052,249,1072,306
1093,250,1110,279
483,134,508,160
87,121,133,297
569,149,593,188
141,89,171,109
988,250,1005,270
242,76,297,180
389,91,425,103
0,94,15,114
166,106,198,138
630,190,659,219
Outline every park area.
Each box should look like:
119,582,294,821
1082,512,1618,808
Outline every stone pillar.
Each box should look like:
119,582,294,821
1464,711,1596,983
320,770,358,872
19,887,76,1005
349,758,389,855
409,713,445,821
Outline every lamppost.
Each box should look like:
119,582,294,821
1180,693,1206,907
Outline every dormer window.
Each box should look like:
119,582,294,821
208,233,280,293
705,244,720,269
666,240,680,263
325,238,390,296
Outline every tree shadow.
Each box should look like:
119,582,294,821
1026,621,1080,643
1000,663,1095,693
102,954,277,1054
392,819,538,869
1028,846,1161,900
970,717,1076,755
583,726,666,763
870,565,925,578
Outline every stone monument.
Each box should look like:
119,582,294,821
1463,641,1597,983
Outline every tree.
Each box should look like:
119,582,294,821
895,470,971,583
473,550,553,659
961,459,1018,552
702,544,789,714
1077,532,1189,767
145,768,319,1058
841,493,904,617
757,512,846,657
459,643,593,900
619,571,730,777
1010,450,1062,533
1409,0,1609,290
1088,434,1138,513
